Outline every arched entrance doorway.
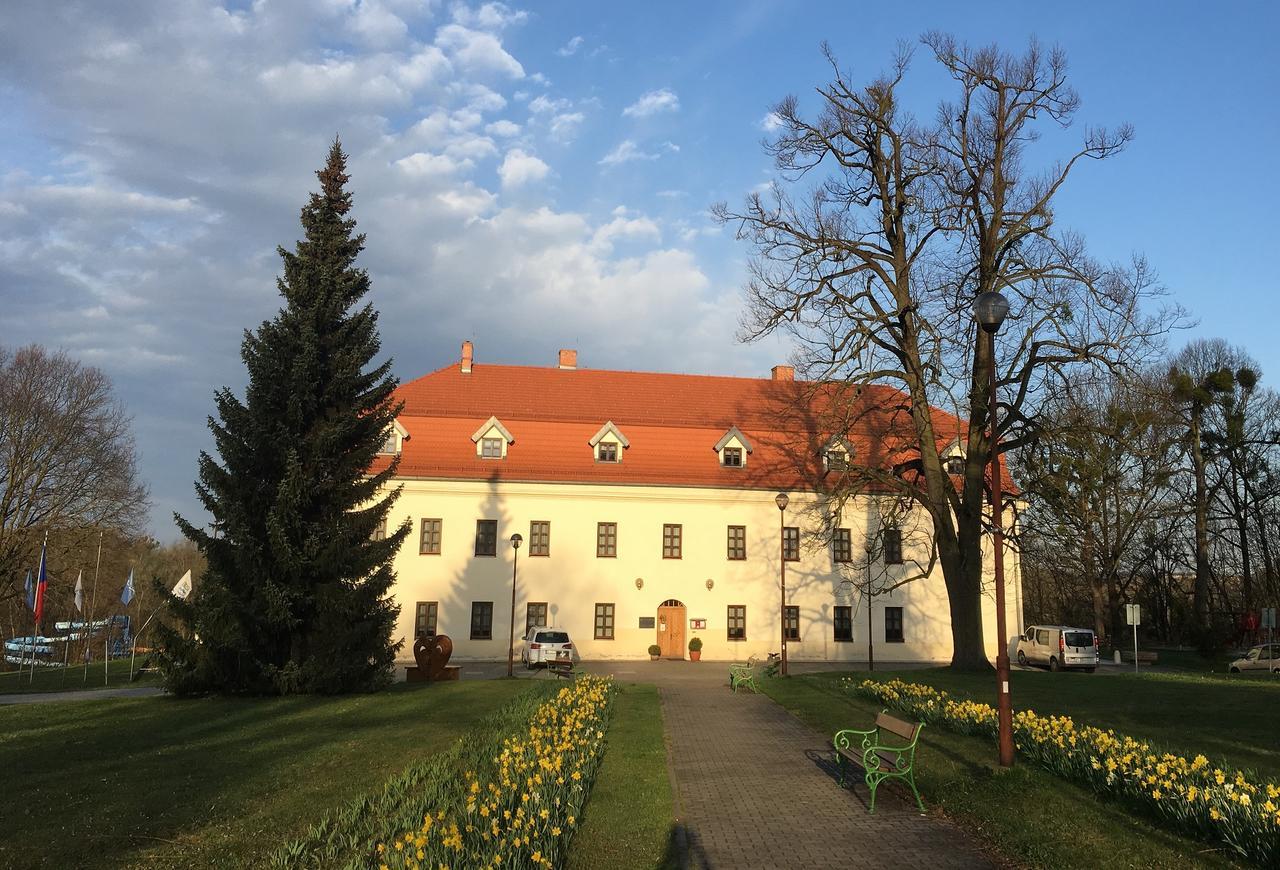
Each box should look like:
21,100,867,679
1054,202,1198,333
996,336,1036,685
656,599,686,659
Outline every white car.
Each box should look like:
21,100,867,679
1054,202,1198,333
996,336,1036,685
521,626,574,668
1229,644,1280,674
1016,624,1098,672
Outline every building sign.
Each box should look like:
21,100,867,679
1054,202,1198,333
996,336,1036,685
689,618,707,630
638,616,655,629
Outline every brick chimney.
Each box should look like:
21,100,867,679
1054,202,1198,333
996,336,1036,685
771,365,794,381
558,349,578,370
460,340,473,374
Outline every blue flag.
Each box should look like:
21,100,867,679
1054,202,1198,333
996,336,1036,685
24,570,34,611
121,568,135,606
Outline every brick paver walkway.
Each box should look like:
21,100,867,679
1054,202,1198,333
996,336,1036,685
656,668,995,869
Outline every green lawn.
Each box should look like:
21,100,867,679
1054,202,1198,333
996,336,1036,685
763,668,1278,869
569,682,678,870
0,679,534,868
0,658,161,694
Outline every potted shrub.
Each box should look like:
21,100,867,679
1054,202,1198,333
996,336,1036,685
688,637,703,662
647,644,661,661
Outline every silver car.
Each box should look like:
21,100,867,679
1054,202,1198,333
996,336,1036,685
1229,644,1279,674
520,626,573,669
1016,624,1098,672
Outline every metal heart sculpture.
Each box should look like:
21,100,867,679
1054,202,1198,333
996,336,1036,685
413,633,454,680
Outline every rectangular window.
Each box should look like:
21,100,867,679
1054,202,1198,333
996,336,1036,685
419,518,442,555
414,601,438,637
827,449,848,470
782,526,800,562
727,605,746,640
884,528,903,565
722,446,743,467
597,522,617,558
598,442,618,463
474,519,497,557
833,527,852,563
526,602,547,635
529,521,550,557
481,437,503,459
470,601,493,640
834,605,853,642
885,606,904,643
784,605,800,641
727,525,746,560
662,523,682,559
379,432,398,454
371,517,387,542
594,603,615,640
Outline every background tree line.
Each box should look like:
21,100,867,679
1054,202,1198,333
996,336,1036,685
1018,337,1280,651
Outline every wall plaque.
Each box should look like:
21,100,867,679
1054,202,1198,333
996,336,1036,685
638,616,656,629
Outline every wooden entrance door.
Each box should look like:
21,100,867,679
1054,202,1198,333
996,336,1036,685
657,600,686,659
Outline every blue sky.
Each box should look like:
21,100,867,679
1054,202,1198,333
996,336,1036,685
2,1,1277,539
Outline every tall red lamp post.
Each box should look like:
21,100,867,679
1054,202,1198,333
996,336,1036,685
975,289,1015,768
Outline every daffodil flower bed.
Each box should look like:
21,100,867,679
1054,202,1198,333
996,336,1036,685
849,677,1279,866
374,675,614,870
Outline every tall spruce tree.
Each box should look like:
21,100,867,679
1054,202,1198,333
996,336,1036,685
156,141,407,694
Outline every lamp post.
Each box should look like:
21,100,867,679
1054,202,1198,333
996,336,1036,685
975,289,1014,768
507,533,523,678
776,492,790,676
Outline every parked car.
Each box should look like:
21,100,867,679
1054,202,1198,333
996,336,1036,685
1229,643,1280,674
521,626,573,668
1016,625,1098,672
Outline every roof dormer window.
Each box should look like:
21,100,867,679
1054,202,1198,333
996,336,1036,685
945,455,965,475
714,426,753,468
589,421,629,463
378,419,409,455
822,437,854,473
471,416,515,459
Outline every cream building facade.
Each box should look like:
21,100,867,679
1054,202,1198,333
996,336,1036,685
375,344,1023,664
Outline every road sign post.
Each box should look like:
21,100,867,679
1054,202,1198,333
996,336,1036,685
1125,604,1141,674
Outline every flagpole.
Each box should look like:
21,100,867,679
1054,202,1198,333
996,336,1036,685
84,530,103,686
28,531,48,686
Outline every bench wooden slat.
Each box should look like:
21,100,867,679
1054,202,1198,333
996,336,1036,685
874,712,918,741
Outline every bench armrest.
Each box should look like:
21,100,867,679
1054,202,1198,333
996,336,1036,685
833,727,876,754
862,742,911,771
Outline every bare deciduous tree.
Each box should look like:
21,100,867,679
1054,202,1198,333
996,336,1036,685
716,37,1178,669
0,345,148,604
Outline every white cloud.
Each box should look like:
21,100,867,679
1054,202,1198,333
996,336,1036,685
557,35,584,57
485,119,521,137
435,24,525,79
497,149,550,189
528,94,570,115
759,111,783,132
548,112,584,142
598,140,663,166
622,88,679,118
395,152,472,177
450,2,528,31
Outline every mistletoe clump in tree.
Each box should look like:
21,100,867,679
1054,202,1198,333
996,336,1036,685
156,140,407,694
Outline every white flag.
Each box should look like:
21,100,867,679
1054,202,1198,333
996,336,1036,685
74,571,84,613
171,569,193,601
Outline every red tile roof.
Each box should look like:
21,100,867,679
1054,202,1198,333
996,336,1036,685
373,361,1012,493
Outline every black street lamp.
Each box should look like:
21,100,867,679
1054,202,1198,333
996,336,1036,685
507,532,523,678
776,491,790,676
974,289,1014,768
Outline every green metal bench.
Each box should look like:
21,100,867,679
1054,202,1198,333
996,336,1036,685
833,710,926,814
728,655,761,693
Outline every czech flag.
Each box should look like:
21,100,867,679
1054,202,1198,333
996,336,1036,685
33,539,48,627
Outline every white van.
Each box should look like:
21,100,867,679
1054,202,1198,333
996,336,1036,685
1016,625,1098,672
